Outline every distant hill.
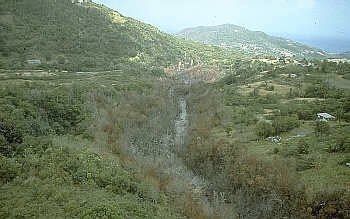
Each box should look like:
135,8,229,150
338,51,350,58
0,0,237,72
175,24,328,59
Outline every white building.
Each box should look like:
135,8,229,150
27,59,41,65
290,74,297,79
317,113,335,122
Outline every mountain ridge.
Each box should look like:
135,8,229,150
175,24,328,59
339,51,350,58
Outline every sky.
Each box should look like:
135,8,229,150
94,0,350,53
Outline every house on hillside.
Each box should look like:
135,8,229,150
317,113,335,122
301,62,313,67
26,59,41,65
290,73,297,79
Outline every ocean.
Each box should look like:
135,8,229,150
290,37,350,54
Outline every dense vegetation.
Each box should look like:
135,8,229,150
0,71,191,218
2,60,349,219
0,0,238,72
1,0,350,218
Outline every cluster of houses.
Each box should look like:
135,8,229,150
71,0,90,4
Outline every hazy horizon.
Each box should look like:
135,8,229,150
95,0,350,53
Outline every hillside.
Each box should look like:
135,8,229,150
339,51,350,58
1,1,350,219
0,0,237,72
0,1,242,218
176,24,328,59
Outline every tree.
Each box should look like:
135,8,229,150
57,55,66,66
255,121,273,138
336,104,344,125
314,120,330,137
272,115,299,135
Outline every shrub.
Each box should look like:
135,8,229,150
0,119,24,145
256,94,278,104
344,112,350,123
0,134,10,156
0,155,20,184
327,134,350,153
304,80,329,98
314,120,330,137
297,139,310,155
225,126,233,136
255,121,273,138
272,115,299,135
343,73,350,80
21,136,53,154
232,108,258,125
0,119,24,157
334,133,350,152
295,155,315,171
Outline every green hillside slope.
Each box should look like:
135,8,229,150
0,0,237,72
176,24,328,59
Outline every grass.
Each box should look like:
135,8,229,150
237,80,293,96
330,74,350,89
234,107,350,194
0,70,153,93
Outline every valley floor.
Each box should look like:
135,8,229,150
1,62,350,218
